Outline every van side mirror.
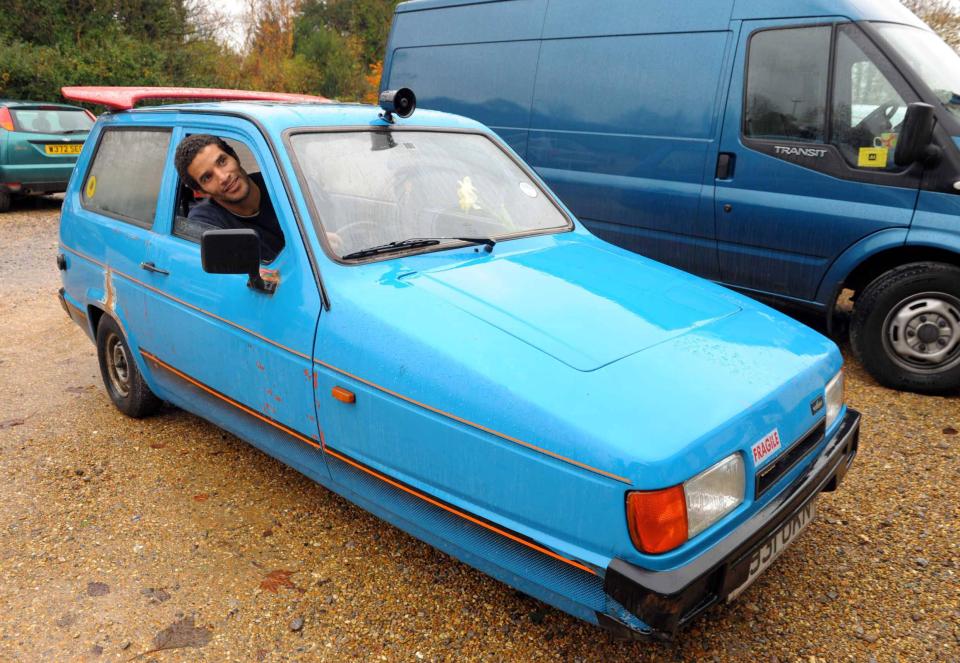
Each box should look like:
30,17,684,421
894,102,937,167
201,229,274,293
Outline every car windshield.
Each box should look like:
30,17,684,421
289,131,571,260
874,22,960,122
10,108,94,134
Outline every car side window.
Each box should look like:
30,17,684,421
744,26,831,143
830,25,907,172
81,128,171,228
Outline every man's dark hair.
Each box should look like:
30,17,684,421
174,134,240,191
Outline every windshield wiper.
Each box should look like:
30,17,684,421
341,238,441,260
341,236,496,260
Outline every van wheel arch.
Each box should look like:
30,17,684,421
838,246,960,303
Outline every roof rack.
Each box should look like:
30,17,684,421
60,86,329,111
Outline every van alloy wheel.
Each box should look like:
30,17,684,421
884,293,960,373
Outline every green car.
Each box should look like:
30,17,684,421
0,100,95,212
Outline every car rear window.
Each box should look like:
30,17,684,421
10,108,94,134
81,128,171,228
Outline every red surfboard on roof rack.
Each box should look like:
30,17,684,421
60,86,329,110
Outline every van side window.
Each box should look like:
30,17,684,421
744,27,831,143
830,25,906,171
81,129,171,228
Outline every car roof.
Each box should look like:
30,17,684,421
116,100,489,133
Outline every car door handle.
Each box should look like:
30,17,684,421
140,261,169,275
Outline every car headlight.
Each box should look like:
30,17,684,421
684,454,745,538
825,370,844,430
626,453,745,554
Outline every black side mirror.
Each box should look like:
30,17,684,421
894,102,937,166
201,229,274,293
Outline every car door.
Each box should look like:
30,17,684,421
135,124,328,478
715,19,923,302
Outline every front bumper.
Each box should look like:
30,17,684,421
600,408,860,640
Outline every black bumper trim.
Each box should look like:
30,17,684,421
603,409,860,639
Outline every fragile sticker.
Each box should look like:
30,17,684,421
858,146,888,168
751,429,782,466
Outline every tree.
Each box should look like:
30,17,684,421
902,0,960,48
0,0,239,102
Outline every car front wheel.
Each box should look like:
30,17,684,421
850,262,960,393
96,315,162,417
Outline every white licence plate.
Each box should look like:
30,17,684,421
727,499,816,602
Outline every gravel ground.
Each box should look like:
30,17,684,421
0,199,957,662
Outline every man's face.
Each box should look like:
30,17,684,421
187,144,251,205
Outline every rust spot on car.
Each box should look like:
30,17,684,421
256,361,265,371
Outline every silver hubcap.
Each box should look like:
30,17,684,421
106,332,130,397
884,292,960,373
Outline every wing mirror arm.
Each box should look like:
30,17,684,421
200,229,276,294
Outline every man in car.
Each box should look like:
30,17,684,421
174,134,285,262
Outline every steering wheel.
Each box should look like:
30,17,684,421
330,221,379,254
855,100,900,136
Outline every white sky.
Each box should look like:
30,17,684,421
202,0,248,51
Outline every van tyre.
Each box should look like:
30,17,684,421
850,262,960,393
0,190,10,213
96,316,162,417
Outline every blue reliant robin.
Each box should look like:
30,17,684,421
57,86,859,640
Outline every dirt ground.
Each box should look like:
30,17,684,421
0,198,958,662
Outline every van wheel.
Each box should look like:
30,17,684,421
0,190,10,213
850,262,960,393
96,316,162,417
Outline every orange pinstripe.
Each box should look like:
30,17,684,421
320,440,598,576
141,350,321,449
141,349,597,577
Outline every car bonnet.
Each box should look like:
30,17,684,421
404,240,742,371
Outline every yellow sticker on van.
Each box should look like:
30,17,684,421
858,147,888,168
85,175,96,199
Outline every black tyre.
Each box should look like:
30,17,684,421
0,190,10,213
850,262,960,393
96,316,162,417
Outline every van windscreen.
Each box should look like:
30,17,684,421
875,23,960,122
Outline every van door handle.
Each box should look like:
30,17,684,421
140,262,169,276
716,152,735,180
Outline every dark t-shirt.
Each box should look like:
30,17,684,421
188,172,285,262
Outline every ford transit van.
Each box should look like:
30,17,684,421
382,0,960,393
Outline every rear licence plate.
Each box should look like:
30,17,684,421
726,499,816,602
44,144,82,155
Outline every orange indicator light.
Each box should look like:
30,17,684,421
626,485,688,554
332,386,356,404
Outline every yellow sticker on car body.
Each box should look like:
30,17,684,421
858,147,888,168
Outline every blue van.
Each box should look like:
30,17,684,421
382,0,960,393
